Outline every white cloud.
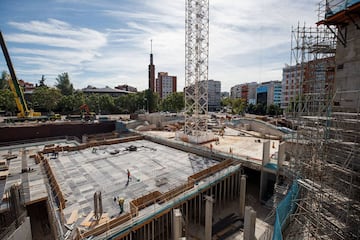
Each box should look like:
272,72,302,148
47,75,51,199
8,19,107,49
2,0,321,92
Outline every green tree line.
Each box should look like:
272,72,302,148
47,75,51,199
0,71,185,116
221,97,283,116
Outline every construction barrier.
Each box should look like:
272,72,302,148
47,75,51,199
272,181,299,240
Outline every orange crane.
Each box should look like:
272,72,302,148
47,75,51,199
80,104,96,120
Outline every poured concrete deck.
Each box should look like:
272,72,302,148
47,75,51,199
47,139,218,228
0,140,78,212
145,127,280,163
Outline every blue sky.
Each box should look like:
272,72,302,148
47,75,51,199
0,0,319,92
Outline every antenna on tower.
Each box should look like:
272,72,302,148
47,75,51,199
150,39,153,54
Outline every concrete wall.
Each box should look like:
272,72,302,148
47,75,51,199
7,217,32,240
334,14,360,112
0,121,115,143
234,118,284,137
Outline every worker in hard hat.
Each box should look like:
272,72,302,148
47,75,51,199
118,197,125,214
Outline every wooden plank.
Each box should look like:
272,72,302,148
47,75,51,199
67,209,79,225
80,211,94,227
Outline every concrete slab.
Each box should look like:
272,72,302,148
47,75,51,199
46,139,218,230
146,128,280,163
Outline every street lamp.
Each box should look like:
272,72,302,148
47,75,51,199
144,97,148,113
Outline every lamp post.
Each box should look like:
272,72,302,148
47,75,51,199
144,97,148,113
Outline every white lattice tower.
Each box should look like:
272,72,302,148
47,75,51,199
184,0,209,136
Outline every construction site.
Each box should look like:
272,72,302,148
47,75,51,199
0,0,359,240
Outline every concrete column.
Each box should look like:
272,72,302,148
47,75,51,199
243,206,256,240
152,220,155,240
239,175,247,219
278,141,286,167
173,209,182,240
262,140,270,166
199,195,202,224
259,140,270,202
185,201,189,234
204,195,214,240
225,177,228,200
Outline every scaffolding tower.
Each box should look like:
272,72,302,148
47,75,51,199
289,23,336,116
184,0,209,137
285,2,360,239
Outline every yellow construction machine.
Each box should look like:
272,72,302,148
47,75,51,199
0,31,60,122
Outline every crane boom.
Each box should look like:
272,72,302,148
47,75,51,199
0,31,40,118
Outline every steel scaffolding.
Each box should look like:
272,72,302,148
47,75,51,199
284,6,360,239
184,0,209,137
289,23,336,116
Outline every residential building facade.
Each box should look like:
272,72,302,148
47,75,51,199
230,82,258,105
256,80,282,106
208,79,221,112
281,64,304,110
155,72,177,99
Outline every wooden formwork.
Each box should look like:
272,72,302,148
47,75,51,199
130,191,162,216
158,182,194,203
42,157,66,209
188,159,234,183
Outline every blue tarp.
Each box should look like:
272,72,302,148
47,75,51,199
326,0,360,18
272,181,299,240
264,163,278,170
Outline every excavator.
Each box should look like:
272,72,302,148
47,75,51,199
66,104,96,121
0,31,60,122
79,104,96,121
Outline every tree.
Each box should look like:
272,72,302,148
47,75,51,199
32,87,62,112
144,89,159,113
220,97,232,107
247,103,256,114
98,94,115,114
0,89,16,114
267,104,282,116
85,94,100,114
39,75,47,87
160,92,184,112
254,103,266,115
57,92,85,113
55,72,74,96
231,98,246,115
0,71,9,89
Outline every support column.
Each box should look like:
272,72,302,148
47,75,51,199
173,209,182,240
239,175,246,219
199,194,202,224
204,196,214,240
278,141,286,168
243,206,256,240
259,141,270,202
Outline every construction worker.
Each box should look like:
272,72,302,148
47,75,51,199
118,197,125,214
